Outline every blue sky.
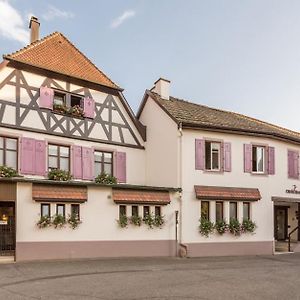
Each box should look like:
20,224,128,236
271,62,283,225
1,0,300,131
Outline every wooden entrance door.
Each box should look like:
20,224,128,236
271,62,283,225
274,206,288,241
0,202,15,256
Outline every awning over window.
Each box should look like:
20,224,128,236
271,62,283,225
32,184,87,203
194,185,261,201
113,189,171,205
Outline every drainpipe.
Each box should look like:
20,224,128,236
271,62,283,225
178,122,183,255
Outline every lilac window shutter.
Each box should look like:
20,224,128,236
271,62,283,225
39,86,54,109
268,146,275,175
288,150,294,178
195,139,205,170
72,146,83,179
20,137,35,175
116,152,126,183
83,97,95,119
223,142,232,172
35,140,47,176
244,144,252,173
294,151,299,179
82,147,94,180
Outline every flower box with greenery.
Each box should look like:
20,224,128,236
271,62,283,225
68,105,84,118
242,219,256,234
52,214,66,229
36,215,52,229
67,214,82,229
53,103,68,114
0,166,20,178
95,172,117,184
118,214,128,228
228,218,242,236
143,213,155,229
48,169,72,181
215,219,228,235
154,214,165,228
199,218,214,237
130,215,142,226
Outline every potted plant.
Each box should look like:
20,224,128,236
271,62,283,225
154,214,165,228
36,215,52,229
143,213,155,229
228,218,242,236
242,219,256,233
68,105,84,118
117,214,128,228
130,215,142,226
48,169,72,181
199,218,214,237
215,219,228,235
53,103,67,114
52,214,66,228
0,166,19,178
95,172,117,184
67,214,82,229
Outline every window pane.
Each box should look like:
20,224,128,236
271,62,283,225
243,203,250,220
119,205,126,218
71,96,81,107
6,150,17,169
60,157,69,171
57,204,65,217
143,206,150,218
104,152,112,163
94,151,102,162
104,163,112,175
230,202,237,220
48,145,58,156
257,147,264,172
205,142,211,170
0,137,3,149
132,206,138,217
155,206,161,216
48,156,57,169
94,162,102,176
216,202,223,221
252,146,257,172
212,151,219,170
41,204,50,217
6,138,17,150
71,204,80,219
54,93,65,106
201,201,210,220
60,146,69,158
0,150,4,165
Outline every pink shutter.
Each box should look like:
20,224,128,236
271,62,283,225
195,139,205,170
116,152,126,183
72,146,83,179
20,137,35,175
35,140,46,176
223,142,231,172
268,146,275,175
82,147,94,180
83,97,95,119
288,150,299,179
244,144,252,173
39,86,54,110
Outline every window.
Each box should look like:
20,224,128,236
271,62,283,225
143,206,150,218
56,204,65,217
132,206,138,217
243,202,250,220
155,206,161,217
94,151,113,176
119,205,126,218
201,201,210,220
53,91,66,106
70,95,82,107
41,204,50,217
205,141,221,170
48,144,70,171
252,146,265,173
0,136,17,169
216,201,223,221
230,202,238,220
71,204,80,220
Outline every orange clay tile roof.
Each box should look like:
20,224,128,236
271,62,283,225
113,189,171,205
144,90,300,144
32,184,87,202
4,32,120,90
194,185,261,201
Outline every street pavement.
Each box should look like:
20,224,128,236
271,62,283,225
0,254,299,299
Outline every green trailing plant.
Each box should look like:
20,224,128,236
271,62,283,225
67,214,82,229
48,169,72,181
118,214,128,228
199,218,214,237
0,166,19,178
229,218,242,236
130,215,142,226
215,219,228,235
154,214,165,228
143,213,155,229
52,214,66,228
242,219,256,233
95,172,117,184
36,216,52,229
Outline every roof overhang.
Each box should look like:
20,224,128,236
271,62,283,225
194,185,261,201
272,196,300,204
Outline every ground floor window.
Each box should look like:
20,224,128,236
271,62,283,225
201,201,210,220
119,205,126,218
132,205,138,217
71,204,80,220
216,201,223,221
118,205,163,218
243,202,250,220
143,206,150,218
56,204,65,217
229,202,238,220
155,206,161,217
41,203,50,217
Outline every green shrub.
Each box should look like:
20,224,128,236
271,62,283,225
242,219,256,233
0,166,19,178
118,214,128,228
95,172,117,184
52,214,66,228
143,213,155,229
215,219,228,235
199,218,214,237
130,215,142,226
154,215,165,228
67,214,82,229
229,218,242,236
48,169,72,181
36,216,51,229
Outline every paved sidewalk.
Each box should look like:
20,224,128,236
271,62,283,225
0,254,299,299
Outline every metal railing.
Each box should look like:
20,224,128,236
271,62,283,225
288,226,299,252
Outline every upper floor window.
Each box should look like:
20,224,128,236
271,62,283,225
48,144,70,172
0,137,17,170
252,146,265,173
53,91,66,107
205,141,221,171
94,151,113,176
71,95,81,107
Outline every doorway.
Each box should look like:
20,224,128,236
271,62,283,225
0,202,15,256
274,206,288,241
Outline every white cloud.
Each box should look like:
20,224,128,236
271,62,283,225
111,10,136,29
0,0,29,44
42,5,74,21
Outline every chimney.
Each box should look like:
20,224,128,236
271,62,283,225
29,16,40,43
153,78,170,100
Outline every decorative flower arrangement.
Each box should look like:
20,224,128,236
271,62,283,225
228,218,242,236
48,169,73,181
52,214,66,229
154,214,165,228
199,218,215,237
0,166,19,178
242,219,256,233
118,214,128,228
68,105,84,118
143,213,155,229
53,103,67,114
215,219,228,235
95,172,117,184
67,214,82,229
130,215,142,226
36,216,52,229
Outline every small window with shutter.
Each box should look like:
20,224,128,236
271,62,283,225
205,141,221,171
252,146,265,173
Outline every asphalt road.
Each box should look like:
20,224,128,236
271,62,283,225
0,254,299,299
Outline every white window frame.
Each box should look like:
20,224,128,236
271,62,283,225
252,145,265,174
205,141,221,171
